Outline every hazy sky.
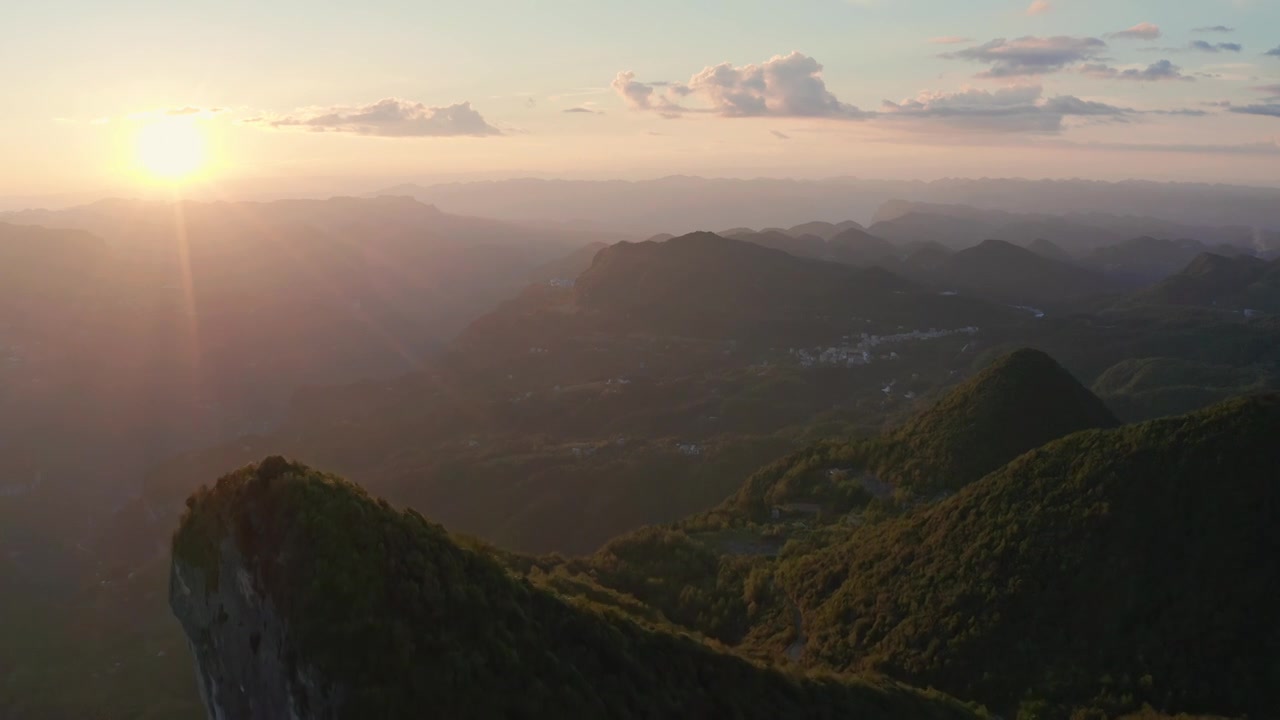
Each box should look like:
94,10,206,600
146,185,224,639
4,0,1280,199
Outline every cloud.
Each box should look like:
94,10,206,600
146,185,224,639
1200,100,1233,107
612,52,870,120
562,106,602,114
611,71,683,116
1254,84,1280,99
1106,23,1161,41
942,36,1107,77
244,98,500,137
1231,104,1280,118
1193,26,1234,33
1267,46,1280,57
1026,0,1052,15
879,85,1128,133
929,36,972,45
1143,108,1209,116
770,130,791,139
1189,40,1243,53
1080,59,1193,82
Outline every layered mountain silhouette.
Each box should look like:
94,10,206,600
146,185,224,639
1023,237,1074,264
374,177,1280,236
903,239,1117,308
1131,252,1279,313
867,199,1275,255
1083,236,1257,286
517,231,1017,346
720,225,900,268
785,220,866,240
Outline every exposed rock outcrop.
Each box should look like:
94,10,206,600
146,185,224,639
171,537,337,719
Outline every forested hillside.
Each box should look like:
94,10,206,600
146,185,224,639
170,458,984,720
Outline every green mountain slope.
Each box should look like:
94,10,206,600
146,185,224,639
170,458,984,720
734,348,1119,517
780,394,1280,717
865,348,1120,493
1092,356,1279,420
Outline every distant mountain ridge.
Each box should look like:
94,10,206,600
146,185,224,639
901,239,1117,308
717,226,899,268
869,200,1277,255
557,232,1017,344
1131,252,1280,313
369,176,1280,236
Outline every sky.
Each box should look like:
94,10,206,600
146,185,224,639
3,0,1280,201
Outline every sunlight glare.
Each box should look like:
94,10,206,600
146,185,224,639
135,118,207,181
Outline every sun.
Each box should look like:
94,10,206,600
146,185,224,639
135,117,207,181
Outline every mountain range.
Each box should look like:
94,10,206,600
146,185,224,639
7,197,1280,719
371,177,1280,236
168,350,1280,719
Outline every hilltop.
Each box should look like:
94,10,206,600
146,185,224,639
863,348,1119,492
733,348,1119,517
904,239,1116,308
568,232,1014,343
169,458,983,720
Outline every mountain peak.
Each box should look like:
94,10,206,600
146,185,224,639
1025,237,1073,263
1182,251,1262,277
873,348,1119,492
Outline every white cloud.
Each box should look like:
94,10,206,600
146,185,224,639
1080,59,1193,82
880,85,1128,133
1026,0,1052,16
613,52,870,120
244,98,500,137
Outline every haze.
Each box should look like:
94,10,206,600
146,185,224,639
5,3,1280,720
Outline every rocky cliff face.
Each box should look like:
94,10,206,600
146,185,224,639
170,537,338,720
